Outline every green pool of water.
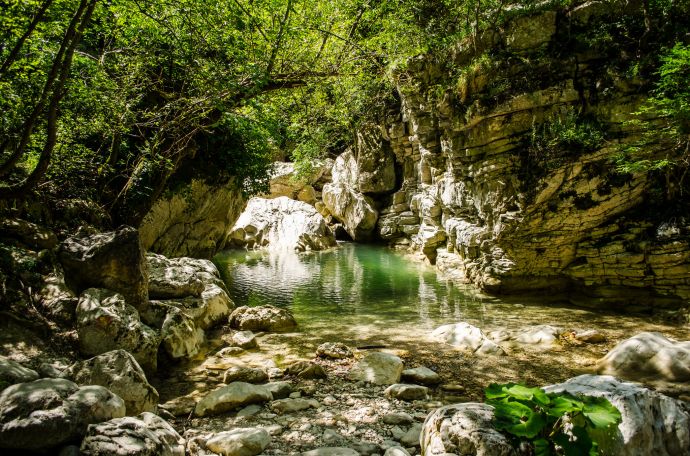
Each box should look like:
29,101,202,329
213,243,686,347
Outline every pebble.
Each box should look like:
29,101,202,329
382,412,414,425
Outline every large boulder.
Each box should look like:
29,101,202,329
352,124,396,194
430,323,505,355
64,350,159,415
151,304,205,360
194,382,272,417
596,332,690,382
58,226,148,310
80,412,184,456
0,378,125,451
544,375,690,455
0,218,58,250
38,274,78,325
139,177,246,258
229,305,297,332
420,403,516,456
76,288,160,373
228,197,336,252
0,357,38,389
146,253,234,330
322,183,378,241
348,352,403,385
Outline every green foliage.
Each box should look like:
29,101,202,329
615,43,690,198
486,382,622,455
529,108,605,170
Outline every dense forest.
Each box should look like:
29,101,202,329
1,0,687,226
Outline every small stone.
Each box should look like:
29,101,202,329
261,424,283,436
391,427,405,440
205,428,270,456
399,424,422,447
348,352,403,385
270,398,319,414
267,367,284,379
383,447,410,456
384,384,428,402
382,412,413,425
223,366,268,384
400,367,440,386
218,347,245,357
229,305,297,332
316,342,354,359
323,395,337,405
290,392,302,399
195,382,272,417
302,448,360,456
323,429,341,445
232,331,258,349
265,381,292,400
440,383,465,392
351,441,380,455
287,361,327,379
237,404,263,417
574,329,606,344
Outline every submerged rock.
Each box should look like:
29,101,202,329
79,412,184,456
348,352,403,385
430,323,505,355
488,325,563,347
229,197,336,252
0,378,125,451
229,305,297,332
64,350,158,416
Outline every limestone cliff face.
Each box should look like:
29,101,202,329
330,3,690,309
139,178,245,258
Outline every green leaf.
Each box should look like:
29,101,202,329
534,438,552,456
493,400,547,439
485,382,510,400
582,397,622,429
547,394,584,417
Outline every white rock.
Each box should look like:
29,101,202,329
194,382,272,417
0,356,39,388
229,197,336,252
348,352,403,385
322,183,378,241
596,332,690,382
385,384,429,401
76,288,160,373
401,367,441,385
488,325,563,347
232,331,258,349
544,374,690,455
205,428,270,456
79,412,184,456
0,378,125,451
420,403,515,456
229,305,297,332
65,350,158,415
301,448,360,456
430,323,505,355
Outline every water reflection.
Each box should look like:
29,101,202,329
215,243,496,335
213,243,689,345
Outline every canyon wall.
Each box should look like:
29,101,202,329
322,3,690,310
